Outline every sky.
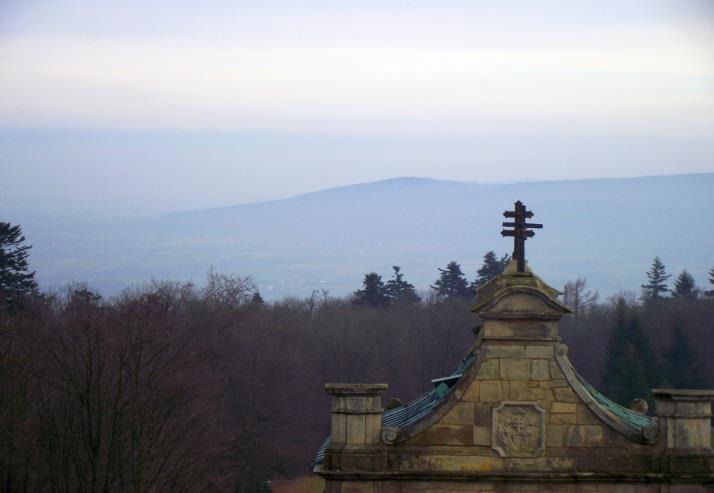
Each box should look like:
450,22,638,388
1,0,713,214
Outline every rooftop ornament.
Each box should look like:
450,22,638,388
501,200,542,273
314,201,714,491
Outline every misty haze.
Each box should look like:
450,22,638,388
1,1,713,492
3,173,714,299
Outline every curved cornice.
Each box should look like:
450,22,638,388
475,285,571,320
554,343,659,445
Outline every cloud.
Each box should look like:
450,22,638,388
1,19,712,136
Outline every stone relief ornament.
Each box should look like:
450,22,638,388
492,401,546,458
381,426,399,445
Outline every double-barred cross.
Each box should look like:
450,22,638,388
501,201,542,273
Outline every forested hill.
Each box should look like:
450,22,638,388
8,172,714,298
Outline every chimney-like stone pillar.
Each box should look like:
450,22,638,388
652,389,714,451
324,383,387,447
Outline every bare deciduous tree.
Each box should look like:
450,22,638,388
562,278,599,331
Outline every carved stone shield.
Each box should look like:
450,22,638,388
492,401,545,458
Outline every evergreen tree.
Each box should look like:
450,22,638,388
69,286,102,306
431,261,470,300
608,343,651,407
601,298,630,394
0,221,38,308
353,272,390,307
601,298,661,406
384,266,420,305
471,251,509,289
641,257,670,300
705,266,714,297
627,314,662,389
664,319,707,388
671,270,698,299
251,291,265,306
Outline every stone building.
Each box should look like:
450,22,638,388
312,254,714,492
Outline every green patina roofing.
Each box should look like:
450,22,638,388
471,259,564,313
312,353,477,467
314,260,663,471
575,370,658,430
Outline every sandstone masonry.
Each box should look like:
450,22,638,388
313,260,714,492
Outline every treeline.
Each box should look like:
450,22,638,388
1,275,480,492
2,223,714,492
562,256,714,411
353,252,509,306
2,276,713,492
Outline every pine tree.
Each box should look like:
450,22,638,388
0,221,38,308
671,270,698,299
69,286,102,306
601,298,630,394
431,261,470,300
471,251,509,289
601,298,661,406
627,315,662,389
385,266,420,304
641,257,670,300
705,266,714,297
353,272,390,307
664,319,707,388
608,343,651,407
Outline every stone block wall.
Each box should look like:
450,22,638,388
394,338,638,476
324,481,713,493
316,265,714,492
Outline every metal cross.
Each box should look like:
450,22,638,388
501,201,542,273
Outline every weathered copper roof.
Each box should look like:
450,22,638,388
554,350,659,442
312,353,477,467
383,353,476,428
575,370,658,431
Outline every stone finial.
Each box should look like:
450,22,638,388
386,397,402,410
324,383,388,447
652,389,714,451
472,259,570,321
471,260,570,343
629,398,649,414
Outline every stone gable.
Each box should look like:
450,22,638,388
314,260,714,492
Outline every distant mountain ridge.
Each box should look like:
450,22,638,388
7,172,714,299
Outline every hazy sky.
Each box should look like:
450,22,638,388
1,1,713,214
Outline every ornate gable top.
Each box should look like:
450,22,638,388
471,259,570,317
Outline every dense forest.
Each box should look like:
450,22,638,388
1,223,713,492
